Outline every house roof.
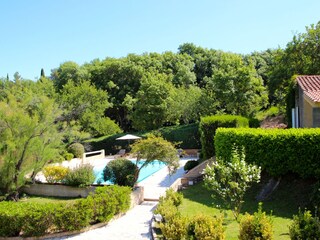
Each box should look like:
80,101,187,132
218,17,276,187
297,75,320,103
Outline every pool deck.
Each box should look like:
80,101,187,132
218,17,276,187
49,157,195,240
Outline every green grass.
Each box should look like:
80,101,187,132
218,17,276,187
19,195,78,204
179,174,314,239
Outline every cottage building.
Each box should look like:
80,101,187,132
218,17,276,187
296,75,320,128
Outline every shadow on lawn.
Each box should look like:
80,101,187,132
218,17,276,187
181,173,315,219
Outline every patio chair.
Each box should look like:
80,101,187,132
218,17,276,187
115,149,126,158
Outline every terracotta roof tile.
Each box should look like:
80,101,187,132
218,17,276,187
297,75,320,102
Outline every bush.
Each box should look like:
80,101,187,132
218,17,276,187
160,215,188,240
239,203,273,240
0,202,25,237
199,115,249,159
0,185,131,237
54,200,93,231
43,165,70,183
87,186,131,223
184,160,200,171
155,198,180,222
289,209,320,239
0,202,58,237
161,188,183,207
63,152,74,160
103,158,137,187
188,215,225,240
68,143,85,158
215,128,320,177
21,203,56,237
63,164,95,187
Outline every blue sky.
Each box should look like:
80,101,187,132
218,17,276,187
1,0,320,80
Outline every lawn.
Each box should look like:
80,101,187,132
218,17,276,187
18,195,78,204
179,174,314,239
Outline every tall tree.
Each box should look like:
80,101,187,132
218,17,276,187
130,73,175,130
40,68,45,78
0,92,63,198
59,80,121,137
268,21,320,105
51,61,90,90
206,52,268,116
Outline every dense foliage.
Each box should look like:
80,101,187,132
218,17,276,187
239,203,273,240
215,128,320,177
63,164,96,187
183,160,200,171
0,185,131,237
43,165,70,183
154,189,225,240
103,158,137,187
89,123,200,155
67,142,85,158
199,115,249,159
289,209,320,239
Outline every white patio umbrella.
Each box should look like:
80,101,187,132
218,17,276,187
116,134,142,147
116,134,141,141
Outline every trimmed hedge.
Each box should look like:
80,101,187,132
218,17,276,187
199,115,249,159
215,128,320,178
157,123,201,149
89,123,201,154
0,185,131,237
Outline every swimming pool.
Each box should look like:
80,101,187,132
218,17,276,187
94,160,166,184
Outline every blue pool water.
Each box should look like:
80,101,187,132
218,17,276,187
94,160,166,184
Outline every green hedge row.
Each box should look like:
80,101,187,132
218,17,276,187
0,186,131,237
199,115,249,159
215,128,320,178
89,123,201,154
157,123,201,149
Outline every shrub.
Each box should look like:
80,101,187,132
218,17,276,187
215,128,320,177
43,165,70,183
0,186,132,237
199,115,249,159
0,202,58,237
68,143,85,158
103,158,137,187
184,160,200,171
63,164,95,187
63,152,74,160
160,215,188,240
21,203,56,237
289,209,320,239
161,188,183,207
239,203,273,240
188,215,225,240
54,200,93,231
0,202,25,237
87,186,131,223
